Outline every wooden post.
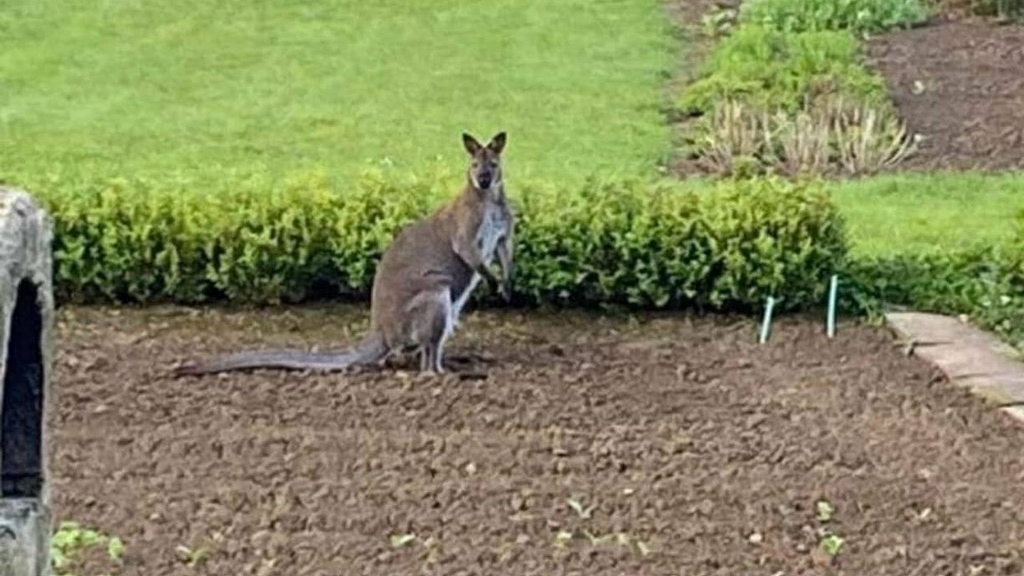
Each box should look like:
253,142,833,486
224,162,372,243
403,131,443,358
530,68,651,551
0,188,55,576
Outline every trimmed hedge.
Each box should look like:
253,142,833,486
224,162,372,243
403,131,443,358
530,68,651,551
36,172,847,313
25,169,1024,351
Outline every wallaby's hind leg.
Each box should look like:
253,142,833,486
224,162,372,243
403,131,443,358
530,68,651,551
419,345,435,372
420,343,441,373
431,339,445,373
431,309,450,373
407,287,454,374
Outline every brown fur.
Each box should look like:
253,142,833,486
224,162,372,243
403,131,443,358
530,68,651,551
172,132,515,376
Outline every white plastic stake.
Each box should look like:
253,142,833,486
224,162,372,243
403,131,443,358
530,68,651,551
826,274,838,338
759,296,776,344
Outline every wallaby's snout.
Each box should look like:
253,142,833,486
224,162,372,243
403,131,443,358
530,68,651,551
462,131,506,192
477,168,493,190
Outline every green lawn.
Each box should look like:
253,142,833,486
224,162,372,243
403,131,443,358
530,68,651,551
829,172,1024,257
0,0,674,189
4,0,1022,266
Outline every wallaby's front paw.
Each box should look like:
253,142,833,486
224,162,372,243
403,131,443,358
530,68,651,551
499,281,512,303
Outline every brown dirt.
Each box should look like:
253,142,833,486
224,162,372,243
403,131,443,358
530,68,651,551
864,20,1024,172
51,304,1024,575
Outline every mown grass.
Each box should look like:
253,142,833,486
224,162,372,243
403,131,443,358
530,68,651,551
828,172,1024,257
0,0,674,189
4,0,1022,320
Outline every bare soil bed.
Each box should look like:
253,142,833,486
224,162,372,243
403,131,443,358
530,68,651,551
51,304,1024,575
864,19,1024,172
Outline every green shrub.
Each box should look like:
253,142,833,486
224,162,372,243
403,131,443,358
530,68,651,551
843,242,1024,348
842,247,1004,315
826,203,1024,350
33,171,847,313
739,0,931,34
45,170,440,305
677,25,888,117
516,175,846,311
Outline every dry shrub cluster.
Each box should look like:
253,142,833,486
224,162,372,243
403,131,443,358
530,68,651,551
690,98,920,177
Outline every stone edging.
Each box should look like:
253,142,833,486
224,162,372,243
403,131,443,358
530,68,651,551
885,312,1024,423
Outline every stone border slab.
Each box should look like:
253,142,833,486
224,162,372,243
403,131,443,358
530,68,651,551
886,311,1024,422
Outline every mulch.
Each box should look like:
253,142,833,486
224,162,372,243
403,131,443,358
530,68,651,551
50,304,1024,575
864,18,1024,172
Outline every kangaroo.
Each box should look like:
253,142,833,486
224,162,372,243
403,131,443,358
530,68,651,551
172,131,515,376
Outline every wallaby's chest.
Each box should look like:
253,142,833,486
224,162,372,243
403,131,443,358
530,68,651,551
476,202,510,263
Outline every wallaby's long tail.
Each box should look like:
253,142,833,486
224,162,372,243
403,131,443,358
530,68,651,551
172,332,389,376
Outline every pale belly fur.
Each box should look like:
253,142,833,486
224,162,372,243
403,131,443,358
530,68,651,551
450,200,507,327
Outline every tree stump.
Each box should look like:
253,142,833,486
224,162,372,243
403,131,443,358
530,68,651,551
0,188,55,576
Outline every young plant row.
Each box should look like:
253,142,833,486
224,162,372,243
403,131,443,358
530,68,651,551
679,0,931,177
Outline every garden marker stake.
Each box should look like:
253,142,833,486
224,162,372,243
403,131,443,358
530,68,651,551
759,296,776,344
826,274,839,338
172,131,515,376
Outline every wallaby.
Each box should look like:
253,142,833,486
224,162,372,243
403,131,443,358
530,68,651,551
173,131,515,376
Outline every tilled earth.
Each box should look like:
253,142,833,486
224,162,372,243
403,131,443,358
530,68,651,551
52,305,1024,575
865,19,1024,172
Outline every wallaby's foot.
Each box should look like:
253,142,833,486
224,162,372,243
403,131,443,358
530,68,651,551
419,346,446,374
499,279,512,303
417,356,445,375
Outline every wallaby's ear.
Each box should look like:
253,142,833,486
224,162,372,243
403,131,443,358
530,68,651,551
487,132,507,155
462,132,483,156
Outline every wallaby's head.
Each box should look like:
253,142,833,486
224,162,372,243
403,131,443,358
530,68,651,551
462,131,506,193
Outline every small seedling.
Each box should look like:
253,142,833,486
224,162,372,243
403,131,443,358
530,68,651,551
816,499,835,523
389,533,417,548
51,521,126,575
820,533,845,556
553,530,574,548
107,537,125,561
175,545,210,568
566,497,595,520
636,540,651,557
615,532,652,557
552,496,652,558
582,529,612,546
